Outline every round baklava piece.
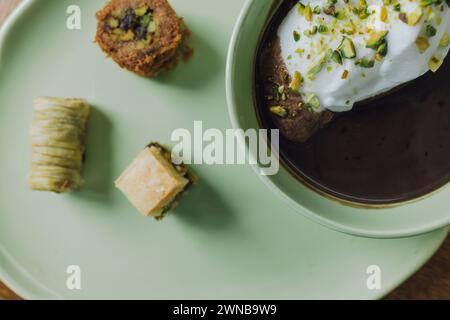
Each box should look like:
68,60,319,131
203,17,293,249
95,0,192,77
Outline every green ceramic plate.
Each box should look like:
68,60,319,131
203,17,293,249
0,0,448,299
226,0,450,238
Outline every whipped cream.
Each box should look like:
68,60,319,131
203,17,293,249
278,0,450,112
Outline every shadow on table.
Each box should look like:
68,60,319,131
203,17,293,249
175,173,237,233
155,31,222,90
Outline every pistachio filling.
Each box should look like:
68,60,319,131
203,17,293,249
105,5,156,44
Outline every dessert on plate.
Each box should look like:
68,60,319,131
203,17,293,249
95,0,192,77
29,97,90,193
258,0,450,142
115,143,195,219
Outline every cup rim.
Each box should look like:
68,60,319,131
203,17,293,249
225,0,450,238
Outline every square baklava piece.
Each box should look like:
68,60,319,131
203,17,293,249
115,143,194,219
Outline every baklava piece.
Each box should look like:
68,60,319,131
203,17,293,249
29,97,90,193
95,0,192,77
115,143,194,219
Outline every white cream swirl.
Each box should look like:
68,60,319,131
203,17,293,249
278,0,450,112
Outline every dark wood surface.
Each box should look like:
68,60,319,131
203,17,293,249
0,0,449,300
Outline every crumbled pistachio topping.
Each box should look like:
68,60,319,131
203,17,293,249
425,24,437,37
380,5,389,21
283,0,449,111
307,50,328,75
270,106,289,118
439,32,450,47
341,69,350,79
408,7,424,26
290,71,304,90
339,37,357,58
428,55,443,72
355,56,375,68
416,36,430,53
305,5,314,21
305,94,321,110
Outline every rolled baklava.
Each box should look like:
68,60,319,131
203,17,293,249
29,97,90,193
95,0,192,77
115,143,194,219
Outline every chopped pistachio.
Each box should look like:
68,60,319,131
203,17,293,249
393,3,401,11
380,6,388,22
305,94,321,110
148,21,157,33
374,41,388,61
293,30,301,42
425,25,437,37
420,0,438,7
307,51,328,76
304,26,318,37
355,57,375,68
107,17,119,28
429,56,443,72
318,25,329,34
383,0,392,4
297,2,306,15
341,69,349,79
120,29,135,41
425,8,436,23
112,28,124,35
353,0,370,19
341,28,355,36
339,37,357,59
136,40,147,49
270,106,288,118
277,85,285,95
304,5,313,22
296,48,305,56
357,9,370,20
289,71,304,91
408,7,424,26
440,32,450,47
313,5,321,14
331,50,343,64
377,41,388,56
415,36,430,53
366,31,389,49
140,14,151,27
134,5,149,17
334,10,347,20
323,5,336,16
399,12,408,24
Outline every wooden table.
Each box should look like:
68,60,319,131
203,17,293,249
0,0,449,300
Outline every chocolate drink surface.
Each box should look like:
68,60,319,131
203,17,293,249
255,0,450,205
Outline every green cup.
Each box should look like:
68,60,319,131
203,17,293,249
226,0,450,238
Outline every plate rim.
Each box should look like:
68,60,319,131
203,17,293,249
0,0,447,300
